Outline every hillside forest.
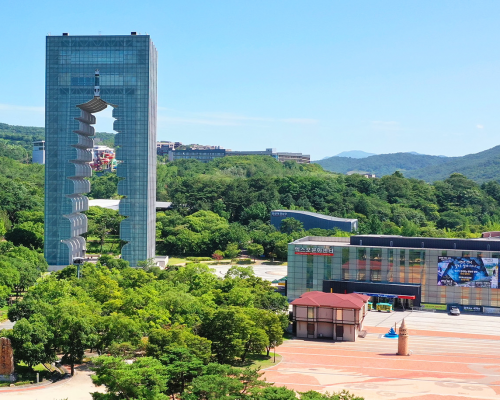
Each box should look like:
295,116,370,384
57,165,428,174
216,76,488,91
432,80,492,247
1,121,500,258
316,145,500,184
0,122,499,398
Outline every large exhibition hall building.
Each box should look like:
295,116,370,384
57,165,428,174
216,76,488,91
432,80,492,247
287,235,500,313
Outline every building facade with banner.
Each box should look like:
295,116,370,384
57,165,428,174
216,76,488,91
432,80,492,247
287,235,500,311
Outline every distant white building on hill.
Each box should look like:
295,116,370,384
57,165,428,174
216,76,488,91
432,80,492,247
32,140,45,164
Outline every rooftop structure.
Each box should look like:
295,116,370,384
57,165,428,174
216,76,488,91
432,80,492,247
227,148,310,164
271,210,358,232
168,148,226,163
290,291,369,309
88,199,172,211
157,141,183,156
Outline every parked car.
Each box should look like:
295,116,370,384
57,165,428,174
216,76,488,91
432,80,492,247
449,306,460,316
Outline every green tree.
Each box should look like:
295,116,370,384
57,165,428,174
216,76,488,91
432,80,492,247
5,221,44,250
91,356,169,400
0,219,6,238
248,308,285,356
55,299,99,375
247,243,264,261
95,313,142,355
0,258,20,291
260,387,299,399
9,315,54,367
159,347,205,396
279,217,304,234
224,243,240,259
437,211,467,230
147,325,212,364
201,307,253,364
182,363,266,400
88,172,120,199
240,325,267,362
300,390,365,400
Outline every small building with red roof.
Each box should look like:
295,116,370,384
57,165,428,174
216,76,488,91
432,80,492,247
290,291,370,341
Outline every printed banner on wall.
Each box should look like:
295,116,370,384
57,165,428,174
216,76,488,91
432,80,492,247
437,257,499,288
294,246,334,256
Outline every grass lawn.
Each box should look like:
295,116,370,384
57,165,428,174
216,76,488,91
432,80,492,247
0,305,8,322
167,256,188,265
233,352,282,370
262,261,287,266
86,240,122,255
0,362,53,387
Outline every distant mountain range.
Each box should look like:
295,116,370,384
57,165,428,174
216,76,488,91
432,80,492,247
315,146,500,183
333,150,377,158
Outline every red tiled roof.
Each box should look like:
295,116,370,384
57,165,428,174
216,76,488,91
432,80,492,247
290,291,369,309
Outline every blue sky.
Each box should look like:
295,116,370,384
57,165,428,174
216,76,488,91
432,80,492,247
1,1,499,160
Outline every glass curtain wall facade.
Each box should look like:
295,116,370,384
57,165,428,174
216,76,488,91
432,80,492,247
288,237,500,308
45,34,157,266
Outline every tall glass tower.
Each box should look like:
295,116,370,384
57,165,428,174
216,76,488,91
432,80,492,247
45,33,157,267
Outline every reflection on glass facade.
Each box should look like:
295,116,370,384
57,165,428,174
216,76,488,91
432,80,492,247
341,247,350,280
324,257,332,281
306,255,313,289
370,248,381,281
45,35,157,266
287,237,500,308
387,249,394,282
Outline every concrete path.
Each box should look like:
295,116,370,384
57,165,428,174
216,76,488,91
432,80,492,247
1,366,104,400
211,263,287,282
0,319,14,330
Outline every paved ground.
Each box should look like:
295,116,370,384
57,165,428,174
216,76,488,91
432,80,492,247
211,263,287,282
0,319,14,330
0,366,104,400
263,311,500,400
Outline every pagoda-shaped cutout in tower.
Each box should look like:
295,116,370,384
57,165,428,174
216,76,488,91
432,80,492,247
397,319,409,356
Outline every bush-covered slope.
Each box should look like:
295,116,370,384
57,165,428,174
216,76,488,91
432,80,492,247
406,145,500,183
0,123,44,153
315,152,449,176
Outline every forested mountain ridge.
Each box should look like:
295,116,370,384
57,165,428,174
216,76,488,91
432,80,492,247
153,157,500,258
315,152,449,177
406,145,500,183
334,150,377,158
2,119,500,259
316,145,500,183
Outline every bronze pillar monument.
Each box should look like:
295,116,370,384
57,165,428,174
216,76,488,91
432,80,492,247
397,319,409,356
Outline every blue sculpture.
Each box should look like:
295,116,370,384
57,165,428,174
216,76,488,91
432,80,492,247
384,327,399,339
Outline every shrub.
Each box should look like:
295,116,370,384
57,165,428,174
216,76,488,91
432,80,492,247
186,257,212,262
236,258,254,265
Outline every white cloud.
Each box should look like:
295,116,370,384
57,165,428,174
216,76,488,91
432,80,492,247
157,108,318,126
477,124,484,129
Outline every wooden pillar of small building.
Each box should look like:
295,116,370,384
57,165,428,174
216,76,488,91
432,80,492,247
397,319,409,356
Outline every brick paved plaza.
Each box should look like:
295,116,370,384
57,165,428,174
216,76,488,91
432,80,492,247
264,311,500,400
